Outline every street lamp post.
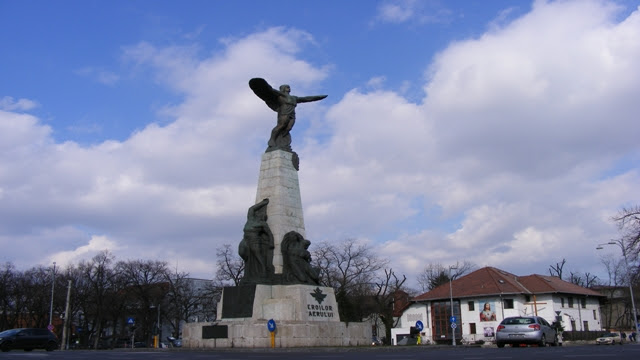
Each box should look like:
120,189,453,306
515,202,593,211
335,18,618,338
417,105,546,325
49,261,56,326
157,304,161,345
449,265,458,347
597,240,639,341
151,304,161,348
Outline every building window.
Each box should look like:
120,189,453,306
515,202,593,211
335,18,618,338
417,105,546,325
583,321,589,331
468,301,475,311
581,298,586,308
561,298,565,307
503,298,514,309
568,297,574,308
593,309,597,320
570,320,576,331
470,323,476,334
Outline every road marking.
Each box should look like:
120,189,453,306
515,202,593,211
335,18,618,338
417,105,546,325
564,355,616,358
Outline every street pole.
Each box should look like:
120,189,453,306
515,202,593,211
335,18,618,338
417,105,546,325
60,280,72,350
449,265,458,346
157,304,161,348
151,304,161,348
49,262,56,326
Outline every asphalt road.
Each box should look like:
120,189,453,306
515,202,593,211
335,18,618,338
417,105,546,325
1,344,638,360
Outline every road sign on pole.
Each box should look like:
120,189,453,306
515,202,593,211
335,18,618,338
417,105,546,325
267,319,276,332
267,319,276,348
415,320,424,331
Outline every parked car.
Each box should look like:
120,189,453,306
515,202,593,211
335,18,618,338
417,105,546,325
596,332,622,345
167,336,182,347
0,328,59,352
496,316,558,348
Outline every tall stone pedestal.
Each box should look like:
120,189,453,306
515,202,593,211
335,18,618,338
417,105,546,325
254,150,305,274
183,150,371,348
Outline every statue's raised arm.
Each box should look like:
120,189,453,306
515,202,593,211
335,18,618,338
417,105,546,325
249,78,327,152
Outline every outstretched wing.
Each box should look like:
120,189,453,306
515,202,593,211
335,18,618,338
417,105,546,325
249,78,279,112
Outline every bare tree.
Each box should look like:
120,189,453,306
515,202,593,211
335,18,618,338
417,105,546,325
599,254,626,329
163,271,217,338
76,251,119,349
613,205,640,261
568,271,598,288
372,269,407,344
18,266,53,328
549,258,566,279
0,262,16,329
214,244,244,286
115,259,169,344
311,239,388,322
417,261,476,292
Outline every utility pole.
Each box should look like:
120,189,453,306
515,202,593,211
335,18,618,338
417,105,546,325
49,262,56,326
449,264,458,346
60,280,72,350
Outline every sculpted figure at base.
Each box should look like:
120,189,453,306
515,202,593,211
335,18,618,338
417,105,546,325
249,78,327,152
238,198,275,284
281,231,320,285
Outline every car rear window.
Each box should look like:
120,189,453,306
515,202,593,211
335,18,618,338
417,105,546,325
503,317,535,325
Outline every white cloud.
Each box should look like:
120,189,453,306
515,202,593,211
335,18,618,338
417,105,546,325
375,0,453,25
377,1,417,23
0,96,39,111
75,67,120,85
48,235,121,270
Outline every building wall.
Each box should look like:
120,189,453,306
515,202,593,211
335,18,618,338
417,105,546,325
392,303,429,345
551,294,602,332
392,294,603,345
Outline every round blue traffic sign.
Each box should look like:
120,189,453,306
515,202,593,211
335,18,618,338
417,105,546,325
267,319,276,332
415,320,424,331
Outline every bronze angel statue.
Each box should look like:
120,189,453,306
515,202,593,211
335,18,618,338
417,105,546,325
249,78,327,152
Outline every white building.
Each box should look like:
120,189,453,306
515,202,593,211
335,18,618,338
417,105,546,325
392,267,605,345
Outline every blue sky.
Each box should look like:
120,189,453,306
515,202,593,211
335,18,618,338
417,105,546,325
1,0,639,289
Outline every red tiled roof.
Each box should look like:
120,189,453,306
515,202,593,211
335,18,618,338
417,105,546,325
411,266,605,302
518,274,603,297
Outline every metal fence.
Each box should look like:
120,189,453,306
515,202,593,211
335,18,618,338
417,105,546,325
561,331,606,341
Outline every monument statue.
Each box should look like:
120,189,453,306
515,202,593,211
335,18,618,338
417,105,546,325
249,78,327,152
183,79,370,349
281,231,320,285
238,198,275,284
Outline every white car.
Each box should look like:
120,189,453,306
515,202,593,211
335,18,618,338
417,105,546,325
595,332,622,345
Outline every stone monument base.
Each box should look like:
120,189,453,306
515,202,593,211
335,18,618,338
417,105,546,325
182,320,371,348
182,284,371,348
